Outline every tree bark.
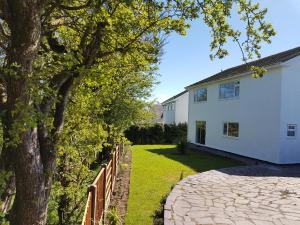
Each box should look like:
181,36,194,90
9,129,53,225
0,1,56,225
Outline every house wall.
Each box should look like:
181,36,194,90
175,92,189,124
162,101,175,124
279,56,300,163
188,67,283,163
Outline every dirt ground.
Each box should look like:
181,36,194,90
108,147,132,224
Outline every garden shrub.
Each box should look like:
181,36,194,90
152,172,185,225
176,139,188,154
152,194,168,225
107,207,122,225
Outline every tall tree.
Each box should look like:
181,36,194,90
0,0,275,224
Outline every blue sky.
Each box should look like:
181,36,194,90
152,0,300,102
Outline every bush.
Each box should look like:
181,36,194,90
124,123,187,145
176,139,188,154
148,124,164,144
152,172,185,225
107,207,122,225
152,194,168,225
163,124,177,144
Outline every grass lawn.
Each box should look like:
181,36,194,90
125,145,243,225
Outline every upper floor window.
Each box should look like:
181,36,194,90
171,102,175,110
219,81,240,99
287,124,297,137
165,102,175,111
194,88,207,102
223,122,239,137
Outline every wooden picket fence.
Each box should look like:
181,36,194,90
82,145,122,225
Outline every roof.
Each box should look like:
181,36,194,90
161,90,188,105
186,46,300,89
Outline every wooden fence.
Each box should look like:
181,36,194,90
82,145,122,225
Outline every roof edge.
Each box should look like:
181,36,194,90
185,46,300,89
161,90,188,105
185,63,282,90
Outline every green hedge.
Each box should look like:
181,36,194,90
124,123,187,144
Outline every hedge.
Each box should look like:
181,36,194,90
124,123,187,144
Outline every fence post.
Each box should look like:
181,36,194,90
102,164,107,224
113,150,117,190
111,152,114,192
88,184,97,225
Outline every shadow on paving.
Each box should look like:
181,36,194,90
146,146,300,178
218,165,300,178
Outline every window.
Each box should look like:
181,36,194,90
166,102,175,111
287,124,297,137
223,122,239,137
194,88,207,102
223,123,227,135
219,81,240,99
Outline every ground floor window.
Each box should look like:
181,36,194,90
223,122,239,137
287,124,297,137
196,121,206,145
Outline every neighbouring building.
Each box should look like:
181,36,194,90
152,102,164,124
162,90,189,124
186,46,300,164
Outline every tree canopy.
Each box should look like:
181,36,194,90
0,0,275,224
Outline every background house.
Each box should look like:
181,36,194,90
151,102,164,124
161,90,189,124
186,46,300,164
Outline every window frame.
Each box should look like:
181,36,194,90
219,81,240,100
287,124,297,138
194,87,207,103
223,122,239,138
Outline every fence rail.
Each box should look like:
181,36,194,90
82,145,122,225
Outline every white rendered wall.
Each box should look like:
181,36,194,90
175,92,189,124
188,67,283,163
162,102,175,124
279,56,300,163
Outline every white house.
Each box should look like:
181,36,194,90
186,46,300,164
162,90,189,124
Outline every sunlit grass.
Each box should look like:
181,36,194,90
125,145,242,225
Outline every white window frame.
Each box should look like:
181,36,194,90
219,81,240,99
194,87,207,102
223,122,239,138
287,124,297,138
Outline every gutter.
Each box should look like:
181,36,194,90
185,63,282,90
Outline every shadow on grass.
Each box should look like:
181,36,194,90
146,147,300,178
145,146,243,174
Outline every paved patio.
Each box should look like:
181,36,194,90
164,166,300,225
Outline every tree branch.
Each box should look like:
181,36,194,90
39,72,71,114
56,0,92,10
0,0,9,21
52,75,74,137
83,21,108,67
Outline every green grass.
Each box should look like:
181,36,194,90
125,145,243,225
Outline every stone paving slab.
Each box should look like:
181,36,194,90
164,166,300,225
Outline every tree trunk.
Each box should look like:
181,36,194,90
9,129,53,225
0,1,54,225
